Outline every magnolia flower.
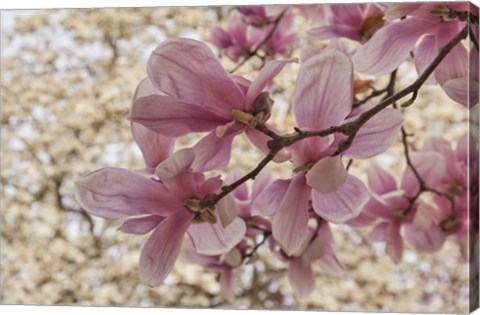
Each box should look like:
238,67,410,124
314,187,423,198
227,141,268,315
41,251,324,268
74,148,246,286
271,219,344,297
237,5,286,27
308,4,386,42
130,38,292,172
252,49,404,255
352,3,479,107
362,156,447,263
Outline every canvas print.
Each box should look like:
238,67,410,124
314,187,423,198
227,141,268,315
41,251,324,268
1,1,479,313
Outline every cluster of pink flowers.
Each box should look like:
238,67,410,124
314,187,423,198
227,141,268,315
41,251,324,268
75,3,477,300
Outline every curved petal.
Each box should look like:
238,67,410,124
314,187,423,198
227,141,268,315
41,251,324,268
272,175,311,256
147,38,245,117
251,178,291,216
251,169,273,202
245,59,296,108
342,109,403,159
288,258,315,298
131,122,175,172
401,151,446,196
293,49,353,130
368,222,390,242
311,174,369,223
191,127,242,172
225,169,248,201
220,268,235,302
187,217,246,255
130,95,227,137
74,167,181,220
442,77,477,108
352,18,438,76
414,35,437,84
118,215,164,235
366,164,397,195
132,77,161,101
386,222,403,264
217,194,239,228
318,247,345,277
308,25,363,42
139,210,193,286
245,127,291,163
434,23,468,85
306,156,348,194
331,4,365,25
210,27,233,49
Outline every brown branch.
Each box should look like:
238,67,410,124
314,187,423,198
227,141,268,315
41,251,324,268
229,9,287,73
199,24,468,210
242,231,271,261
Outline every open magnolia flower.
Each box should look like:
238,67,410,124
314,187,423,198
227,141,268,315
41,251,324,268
252,48,404,255
74,148,246,286
130,38,292,172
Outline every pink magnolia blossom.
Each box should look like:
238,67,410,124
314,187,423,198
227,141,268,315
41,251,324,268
74,148,246,286
352,3,479,107
271,218,344,297
308,4,386,43
359,156,447,263
237,5,286,27
252,49,404,255
130,38,292,172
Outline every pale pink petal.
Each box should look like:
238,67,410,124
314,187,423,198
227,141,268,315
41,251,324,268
187,217,246,255
363,196,392,220
318,246,346,277
366,164,397,195
131,122,175,172
217,194,239,228
434,23,468,85
130,95,228,137
245,59,295,108
346,210,377,227
288,136,334,165
197,176,223,199
288,258,315,298
74,167,181,220
306,156,348,194
191,127,243,172
147,38,245,116
293,49,353,130
139,210,193,286
401,151,446,196
442,77,477,108
386,222,403,264
220,268,235,302
311,174,369,223
245,127,291,163
368,222,390,242
341,108,403,159
308,25,363,42
251,178,291,216
331,4,365,25
384,4,422,20
210,27,233,49
180,237,219,267
272,175,311,256
411,202,434,231
352,18,438,76
118,215,164,235
132,77,160,101
414,35,437,84
404,222,445,253
251,169,273,201
225,169,248,201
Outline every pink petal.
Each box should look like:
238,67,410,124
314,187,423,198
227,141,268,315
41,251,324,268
288,136,334,165
311,174,369,223
225,169,248,201
288,258,315,298
331,4,365,25
217,194,239,228
251,169,273,201
191,127,243,172
197,176,223,199
306,156,348,194
131,122,175,172
341,108,404,159
352,18,438,76
245,59,295,109
308,24,363,42
180,237,219,267
366,164,397,195
272,175,311,256
434,23,468,85
245,127,291,163
293,49,353,130
368,222,390,242
220,268,235,302
74,167,181,220
414,35,437,84
386,222,403,264
405,222,445,253
401,151,446,196
251,178,291,216
130,94,228,137
346,210,377,228
384,3,422,20
118,215,164,235
442,77,477,108
363,195,393,220
147,38,245,117
210,27,233,49
318,247,346,277
139,210,193,286
187,217,246,255
132,77,161,101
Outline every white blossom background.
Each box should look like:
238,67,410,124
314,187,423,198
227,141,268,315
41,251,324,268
0,5,473,312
